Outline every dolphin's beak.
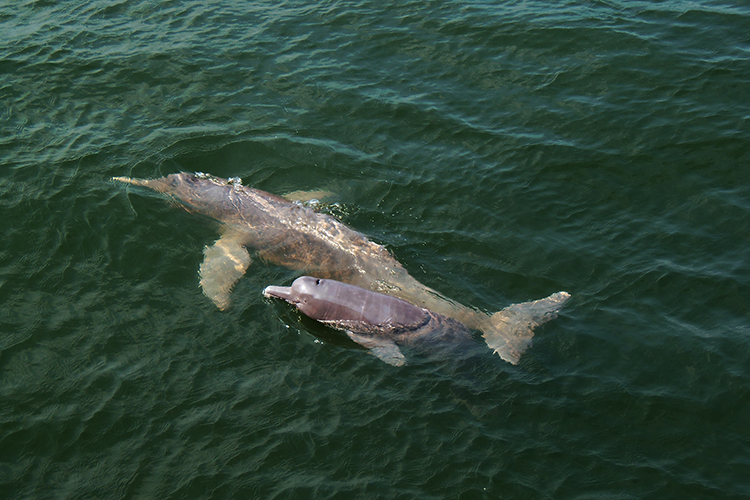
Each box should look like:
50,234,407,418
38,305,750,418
112,176,172,193
263,285,294,302
112,176,150,186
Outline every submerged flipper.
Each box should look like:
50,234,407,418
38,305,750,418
482,291,571,364
199,229,251,310
282,189,335,204
346,332,406,367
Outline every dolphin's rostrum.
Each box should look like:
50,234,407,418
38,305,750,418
113,172,570,364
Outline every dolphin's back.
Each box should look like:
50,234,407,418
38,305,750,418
180,178,385,279
303,279,430,329
211,185,393,282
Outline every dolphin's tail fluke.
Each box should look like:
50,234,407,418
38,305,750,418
481,291,571,364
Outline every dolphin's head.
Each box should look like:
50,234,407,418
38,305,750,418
113,172,239,216
263,276,332,320
113,172,187,193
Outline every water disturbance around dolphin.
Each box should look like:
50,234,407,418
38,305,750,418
113,172,571,364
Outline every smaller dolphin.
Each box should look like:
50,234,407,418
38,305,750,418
264,276,570,366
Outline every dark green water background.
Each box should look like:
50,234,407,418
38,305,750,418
2,1,750,498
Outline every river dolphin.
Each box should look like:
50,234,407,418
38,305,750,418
113,172,570,364
263,276,570,366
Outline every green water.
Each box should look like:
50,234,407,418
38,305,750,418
2,1,750,498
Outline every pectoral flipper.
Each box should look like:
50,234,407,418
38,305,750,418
346,332,406,366
199,229,251,310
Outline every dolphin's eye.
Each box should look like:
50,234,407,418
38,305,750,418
315,279,321,285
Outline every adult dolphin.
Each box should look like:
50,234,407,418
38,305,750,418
113,172,570,364
264,276,570,366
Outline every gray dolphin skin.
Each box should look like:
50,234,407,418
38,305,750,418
264,276,483,366
113,172,571,364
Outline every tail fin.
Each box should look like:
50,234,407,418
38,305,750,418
482,291,571,364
